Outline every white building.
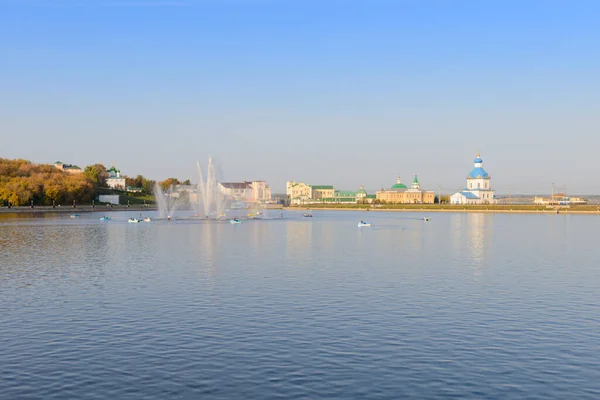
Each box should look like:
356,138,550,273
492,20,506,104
219,181,271,202
106,166,126,190
450,154,496,205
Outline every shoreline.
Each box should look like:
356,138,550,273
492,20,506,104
0,205,157,214
3,205,600,215
286,206,600,215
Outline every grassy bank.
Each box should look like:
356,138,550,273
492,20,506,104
287,204,600,213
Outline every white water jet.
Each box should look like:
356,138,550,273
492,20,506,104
196,156,229,218
153,183,185,219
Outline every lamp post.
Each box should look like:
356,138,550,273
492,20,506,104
30,200,34,209
53,200,55,208
73,200,76,208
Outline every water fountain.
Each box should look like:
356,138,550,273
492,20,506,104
153,156,266,220
196,156,229,218
153,183,185,220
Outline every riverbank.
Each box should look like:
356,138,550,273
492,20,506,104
0,205,157,214
286,205,600,214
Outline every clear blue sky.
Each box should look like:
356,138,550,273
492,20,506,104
1,0,599,194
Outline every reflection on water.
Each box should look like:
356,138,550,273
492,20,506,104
449,213,493,278
1,211,600,399
285,220,313,264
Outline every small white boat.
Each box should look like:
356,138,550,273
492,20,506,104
128,218,140,223
143,217,151,222
230,218,242,224
357,221,372,227
70,214,80,218
424,217,431,222
100,216,111,221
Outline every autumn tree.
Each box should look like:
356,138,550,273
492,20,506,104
0,158,94,206
159,178,181,191
84,164,108,187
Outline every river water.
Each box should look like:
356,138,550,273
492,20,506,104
1,210,599,399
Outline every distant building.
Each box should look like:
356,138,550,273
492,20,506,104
219,181,271,202
287,181,312,205
53,161,82,174
311,185,335,202
450,154,496,205
106,166,126,190
376,175,435,204
286,181,373,204
533,195,587,205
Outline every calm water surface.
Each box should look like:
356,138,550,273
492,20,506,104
1,210,599,399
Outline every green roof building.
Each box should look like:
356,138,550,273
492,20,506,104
391,176,407,190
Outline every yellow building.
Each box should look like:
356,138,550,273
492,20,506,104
376,175,435,204
52,161,83,174
286,181,312,205
311,185,335,201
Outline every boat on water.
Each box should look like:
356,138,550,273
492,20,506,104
357,221,372,227
303,213,313,218
70,214,80,218
230,218,242,224
143,217,151,222
128,218,140,223
100,216,111,221
423,217,431,221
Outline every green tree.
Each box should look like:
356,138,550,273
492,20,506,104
84,164,108,187
142,179,155,195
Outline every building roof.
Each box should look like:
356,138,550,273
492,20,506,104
467,167,489,179
335,190,356,197
413,175,419,184
311,185,334,190
356,186,367,195
220,182,251,189
391,175,407,189
53,161,63,165
64,165,81,170
366,194,376,199
458,191,480,199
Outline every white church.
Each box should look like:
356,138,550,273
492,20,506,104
450,154,496,205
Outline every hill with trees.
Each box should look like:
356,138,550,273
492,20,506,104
1,158,191,207
0,158,94,206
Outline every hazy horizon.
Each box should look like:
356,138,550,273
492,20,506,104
2,1,599,194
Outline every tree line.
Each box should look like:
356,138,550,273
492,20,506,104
0,158,188,206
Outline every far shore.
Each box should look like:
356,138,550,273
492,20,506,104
286,205,600,215
3,204,600,215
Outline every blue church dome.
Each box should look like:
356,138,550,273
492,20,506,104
474,156,483,164
467,167,489,179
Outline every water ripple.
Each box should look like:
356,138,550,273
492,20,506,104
1,211,599,399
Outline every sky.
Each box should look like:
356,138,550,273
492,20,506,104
1,0,599,195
